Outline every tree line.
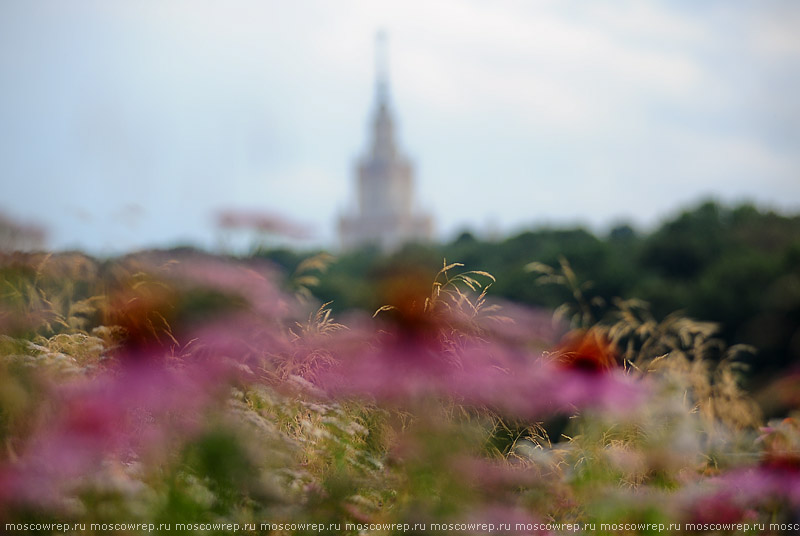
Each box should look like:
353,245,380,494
256,201,800,383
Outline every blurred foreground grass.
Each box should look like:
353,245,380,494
1,250,799,535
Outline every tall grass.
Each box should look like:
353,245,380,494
0,251,797,534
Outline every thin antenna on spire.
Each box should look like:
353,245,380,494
375,29,389,105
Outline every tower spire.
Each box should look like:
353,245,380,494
375,30,389,106
338,32,434,251
371,30,395,158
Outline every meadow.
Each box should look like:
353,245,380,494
0,239,799,535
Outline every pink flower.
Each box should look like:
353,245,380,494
0,352,232,510
320,313,644,419
216,209,312,239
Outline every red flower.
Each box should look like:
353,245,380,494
555,328,617,373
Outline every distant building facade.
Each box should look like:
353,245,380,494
338,35,433,251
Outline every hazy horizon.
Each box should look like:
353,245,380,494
2,1,799,254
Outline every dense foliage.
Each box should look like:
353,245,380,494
259,201,800,384
1,247,799,534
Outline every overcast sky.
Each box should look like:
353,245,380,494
1,1,799,254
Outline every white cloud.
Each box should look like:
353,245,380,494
1,0,798,251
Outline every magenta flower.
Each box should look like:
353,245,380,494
320,313,645,419
216,209,312,239
0,352,232,510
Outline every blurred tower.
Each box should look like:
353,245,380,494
338,33,433,251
